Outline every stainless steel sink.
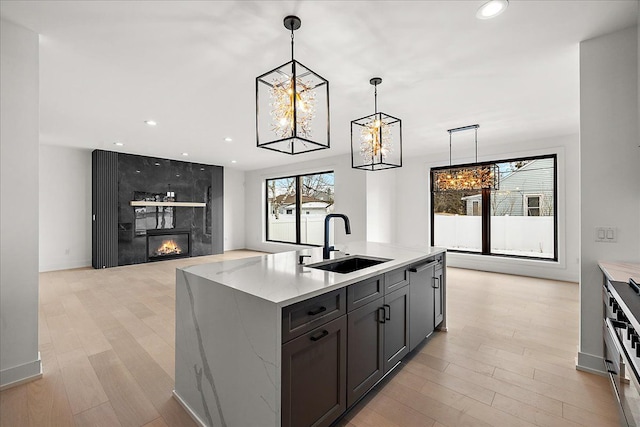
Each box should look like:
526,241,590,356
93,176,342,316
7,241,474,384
307,255,391,274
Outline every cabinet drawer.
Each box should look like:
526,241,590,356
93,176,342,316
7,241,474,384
282,288,346,343
348,275,384,311
384,268,409,293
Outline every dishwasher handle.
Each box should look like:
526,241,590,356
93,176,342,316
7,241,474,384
409,260,438,273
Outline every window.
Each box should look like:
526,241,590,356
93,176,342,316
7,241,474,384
431,154,557,260
266,171,335,245
524,194,542,216
472,200,481,216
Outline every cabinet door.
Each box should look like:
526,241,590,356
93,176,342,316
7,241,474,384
383,285,410,372
409,260,436,351
347,297,384,407
434,266,444,328
281,316,347,427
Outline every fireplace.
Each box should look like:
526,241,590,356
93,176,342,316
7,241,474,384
147,230,191,262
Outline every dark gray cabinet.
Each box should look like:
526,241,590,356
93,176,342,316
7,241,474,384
383,285,410,372
281,315,347,427
409,259,438,351
347,297,384,407
347,271,410,407
282,258,444,426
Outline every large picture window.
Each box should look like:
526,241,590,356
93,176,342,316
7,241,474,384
431,154,557,260
266,171,335,245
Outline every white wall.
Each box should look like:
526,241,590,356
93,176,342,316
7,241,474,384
578,25,640,373
366,169,397,243
0,18,42,388
244,154,366,253
395,134,580,282
39,145,92,272
223,167,246,250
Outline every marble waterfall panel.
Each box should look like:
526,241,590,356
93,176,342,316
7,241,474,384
175,269,281,427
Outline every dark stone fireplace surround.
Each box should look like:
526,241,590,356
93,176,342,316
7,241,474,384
92,150,224,268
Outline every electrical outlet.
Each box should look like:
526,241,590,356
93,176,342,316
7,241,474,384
595,227,617,243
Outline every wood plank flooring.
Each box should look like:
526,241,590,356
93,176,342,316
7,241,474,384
1,252,619,427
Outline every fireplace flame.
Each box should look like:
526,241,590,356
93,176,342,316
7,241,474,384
156,239,182,256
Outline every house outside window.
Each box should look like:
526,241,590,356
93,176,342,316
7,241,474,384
431,155,557,260
266,171,334,245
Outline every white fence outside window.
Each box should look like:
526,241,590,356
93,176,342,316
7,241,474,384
434,214,554,258
267,215,333,246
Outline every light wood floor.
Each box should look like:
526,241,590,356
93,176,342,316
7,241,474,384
1,251,619,427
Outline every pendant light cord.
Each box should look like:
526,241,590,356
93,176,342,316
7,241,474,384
374,83,378,114
449,131,452,167
446,124,480,167
475,127,478,163
290,29,295,62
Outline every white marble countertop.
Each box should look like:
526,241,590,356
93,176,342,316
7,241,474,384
599,261,640,283
181,242,445,307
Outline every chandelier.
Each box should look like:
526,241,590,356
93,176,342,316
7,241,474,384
351,77,402,171
256,16,329,155
433,125,499,191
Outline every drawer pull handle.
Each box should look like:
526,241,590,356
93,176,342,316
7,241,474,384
409,260,438,273
378,307,386,324
383,304,391,321
307,306,327,316
310,330,329,341
433,277,440,289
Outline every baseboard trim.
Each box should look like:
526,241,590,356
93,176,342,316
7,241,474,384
576,351,605,375
0,353,42,390
39,259,91,272
172,390,207,427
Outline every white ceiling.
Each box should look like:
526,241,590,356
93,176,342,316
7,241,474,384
1,0,637,170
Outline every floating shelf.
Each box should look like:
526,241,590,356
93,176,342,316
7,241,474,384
130,201,206,208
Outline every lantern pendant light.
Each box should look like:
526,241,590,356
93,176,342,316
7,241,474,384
351,77,402,171
256,15,330,155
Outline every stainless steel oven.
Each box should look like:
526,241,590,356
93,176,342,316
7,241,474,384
603,280,640,427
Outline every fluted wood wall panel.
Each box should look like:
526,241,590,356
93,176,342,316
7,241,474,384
92,150,119,268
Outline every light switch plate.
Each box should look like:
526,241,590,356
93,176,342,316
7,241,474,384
595,227,617,243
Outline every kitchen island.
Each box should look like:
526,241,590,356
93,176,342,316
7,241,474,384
174,242,446,427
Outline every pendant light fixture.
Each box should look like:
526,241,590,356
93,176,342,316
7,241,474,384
256,15,330,155
433,124,499,191
351,77,402,171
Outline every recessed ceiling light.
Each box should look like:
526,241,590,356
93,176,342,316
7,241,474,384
231,160,237,164
181,152,188,156
145,120,157,126
136,170,141,173
154,162,160,166
114,142,124,146
476,0,508,19
224,137,233,143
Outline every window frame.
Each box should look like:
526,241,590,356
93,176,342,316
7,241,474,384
265,170,334,246
430,154,558,261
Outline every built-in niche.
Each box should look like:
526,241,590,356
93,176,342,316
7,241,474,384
92,150,223,268
133,191,176,235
